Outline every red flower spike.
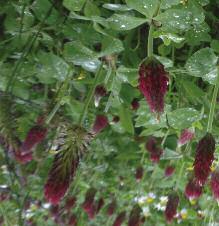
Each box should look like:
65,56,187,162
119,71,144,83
193,133,215,185
131,98,140,111
178,129,194,146
68,214,77,226
165,166,175,177
210,170,219,200
135,166,144,181
65,196,77,210
145,137,163,163
14,150,33,164
185,179,202,199
165,193,179,224
82,188,97,219
113,211,126,226
128,204,142,226
92,115,108,134
94,85,107,107
138,59,169,114
21,126,47,153
44,125,93,205
107,200,116,216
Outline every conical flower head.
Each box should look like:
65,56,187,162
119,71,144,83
128,204,142,226
178,129,194,146
165,166,175,177
65,196,76,210
94,85,107,107
185,179,202,199
44,124,93,205
210,170,219,200
113,211,126,226
165,193,179,223
135,166,144,181
193,133,215,185
138,58,169,114
145,136,163,163
21,125,47,153
82,188,97,219
92,115,108,134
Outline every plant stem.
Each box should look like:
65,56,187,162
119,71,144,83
79,62,103,126
147,23,154,57
45,102,61,125
207,67,219,133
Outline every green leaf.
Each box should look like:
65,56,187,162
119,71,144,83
160,0,181,9
185,48,218,84
84,0,100,17
63,0,86,12
168,108,201,129
125,0,159,18
103,4,131,11
119,105,134,134
107,14,147,30
117,67,138,87
211,39,219,53
154,31,185,45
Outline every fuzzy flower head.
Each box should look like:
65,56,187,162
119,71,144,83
21,125,47,153
135,166,144,182
44,125,93,205
138,58,169,114
82,188,97,219
128,204,142,226
65,196,76,211
165,193,179,224
145,137,163,163
92,115,108,134
185,179,202,200
131,98,140,111
68,214,77,226
165,166,175,177
178,129,194,146
94,85,107,107
113,211,126,226
210,170,219,200
193,133,215,185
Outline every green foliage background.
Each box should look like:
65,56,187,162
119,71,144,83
0,0,219,225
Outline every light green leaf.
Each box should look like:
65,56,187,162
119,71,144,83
107,14,147,30
103,4,131,11
119,105,134,135
211,40,219,54
160,0,181,9
168,108,201,129
125,0,159,18
117,67,138,87
84,0,100,17
185,48,218,84
63,0,86,12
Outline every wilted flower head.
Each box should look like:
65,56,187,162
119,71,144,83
92,115,108,134
185,179,202,200
145,136,163,163
113,211,126,226
128,204,142,226
131,98,140,111
14,150,33,164
135,166,144,182
107,199,116,216
210,170,219,200
44,125,93,205
178,129,194,146
193,133,215,185
165,193,179,223
21,125,47,153
138,58,169,114
165,166,175,177
94,85,107,107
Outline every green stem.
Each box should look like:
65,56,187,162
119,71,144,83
147,24,154,57
207,67,219,133
79,62,103,126
45,102,61,125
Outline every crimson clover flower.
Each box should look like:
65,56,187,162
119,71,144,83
185,179,203,200
165,193,179,223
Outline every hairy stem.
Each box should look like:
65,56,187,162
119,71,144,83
207,67,219,133
147,24,154,57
